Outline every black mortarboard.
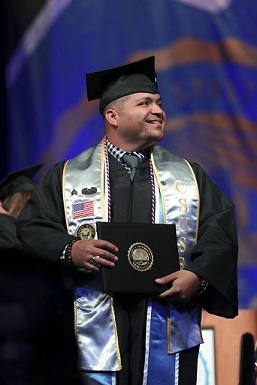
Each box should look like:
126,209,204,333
86,56,159,115
0,163,43,201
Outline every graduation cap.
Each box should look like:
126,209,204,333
86,56,159,115
0,163,43,201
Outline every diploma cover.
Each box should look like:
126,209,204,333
96,222,179,294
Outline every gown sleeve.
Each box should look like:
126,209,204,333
16,162,75,262
186,163,238,318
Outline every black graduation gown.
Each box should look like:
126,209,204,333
108,155,150,384
16,156,238,316
16,152,238,383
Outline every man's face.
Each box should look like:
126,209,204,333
110,92,166,150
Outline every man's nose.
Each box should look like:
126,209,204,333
151,103,164,115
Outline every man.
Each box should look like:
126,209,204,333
17,56,238,385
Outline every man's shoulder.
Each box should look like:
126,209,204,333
153,144,187,163
67,143,99,164
70,143,98,161
65,142,102,173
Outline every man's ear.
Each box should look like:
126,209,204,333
105,108,118,127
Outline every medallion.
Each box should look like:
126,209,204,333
76,223,96,240
128,242,154,272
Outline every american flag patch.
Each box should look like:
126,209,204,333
72,201,94,219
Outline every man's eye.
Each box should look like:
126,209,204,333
138,101,148,106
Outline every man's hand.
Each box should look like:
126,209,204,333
155,270,202,301
71,239,118,270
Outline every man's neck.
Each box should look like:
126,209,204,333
105,137,152,153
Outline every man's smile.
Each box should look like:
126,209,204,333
145,118,163,124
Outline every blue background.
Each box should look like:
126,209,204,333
4,0,257,308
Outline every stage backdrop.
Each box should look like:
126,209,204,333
5,0,257,308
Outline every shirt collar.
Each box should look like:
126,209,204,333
106,139,148,164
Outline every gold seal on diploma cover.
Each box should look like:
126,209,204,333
128,242,154,272
76,223,96,240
